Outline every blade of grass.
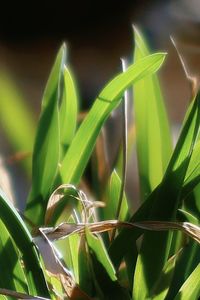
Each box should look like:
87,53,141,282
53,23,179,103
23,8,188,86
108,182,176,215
133,26,172,201
86,229,117,281
174,263,200,300
55,216,80,283
166,241,200,299
26,45,66,225
133,91,200,299
60,66,78,152
103,170,129,221
0,189,49,297
147,251,180,300
182,140,200,197
78,236,93,296
0,220,28,292
109,91,200,282
59,53,166,187
85,229,131,299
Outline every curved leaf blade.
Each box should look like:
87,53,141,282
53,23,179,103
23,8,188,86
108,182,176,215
60,66,78,150
0,220,28,292
110,91,200,281
60,53,166,185
26,45,66,224
0,189,49,297
174,263,200,300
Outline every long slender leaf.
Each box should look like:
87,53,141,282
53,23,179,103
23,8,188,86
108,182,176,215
174,263,200,300
109,91,200,283
60,66,78,151
133,26,172,200
148,251,180,300
103,170,129,221
86,229,117,281
55,216,80,283
0,189,49,297
0,220,28,292
26,45,66,224
166,241,200,299
133,91,200,299
59,53,166,186
86,229,130,299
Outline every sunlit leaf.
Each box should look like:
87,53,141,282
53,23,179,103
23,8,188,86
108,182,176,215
0,189,49,297
174,263,200,300
86,229,130,299
0,220,28,292
166,241,200,299
148,251,180,300
110,91,200,297
60,66,78,151
103,170,129,221
60,53,166,187
133,26,172,200
26,45,66,224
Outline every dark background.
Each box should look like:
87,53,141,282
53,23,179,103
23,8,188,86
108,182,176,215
0,0,197,119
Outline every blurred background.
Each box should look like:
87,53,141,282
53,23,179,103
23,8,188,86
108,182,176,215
0,0,200,208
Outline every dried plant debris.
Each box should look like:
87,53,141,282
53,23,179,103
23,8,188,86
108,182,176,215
45,184,104,225
0,288,50,300
37,220,200,244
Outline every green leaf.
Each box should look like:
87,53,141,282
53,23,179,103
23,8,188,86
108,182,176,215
174,263,200,300
78,236,93,296
182,183,200,222
60,66,78,151
55,216,80,283
182,140,200,196
110,91,200,288
0,189,49,297
0,220,28,292
166,241,200,299
60,53,166,186
133,26,172,200
178,209,199,224
103,170,129,221
0,72,35,173
147,251,180,300
86,230,117,281
133,91,200,299
25,44,66,224
86,230,130,299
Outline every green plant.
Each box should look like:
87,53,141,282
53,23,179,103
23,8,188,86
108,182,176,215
0,27,199,299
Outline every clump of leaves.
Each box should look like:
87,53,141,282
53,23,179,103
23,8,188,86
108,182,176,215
0,27,199,300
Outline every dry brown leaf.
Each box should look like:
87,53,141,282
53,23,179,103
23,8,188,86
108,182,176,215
134,221,200,244
170,36,199,97
0,288,50,300
39,220,200,244
45,184,104,225
45,184,74,225
35,229,92,299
